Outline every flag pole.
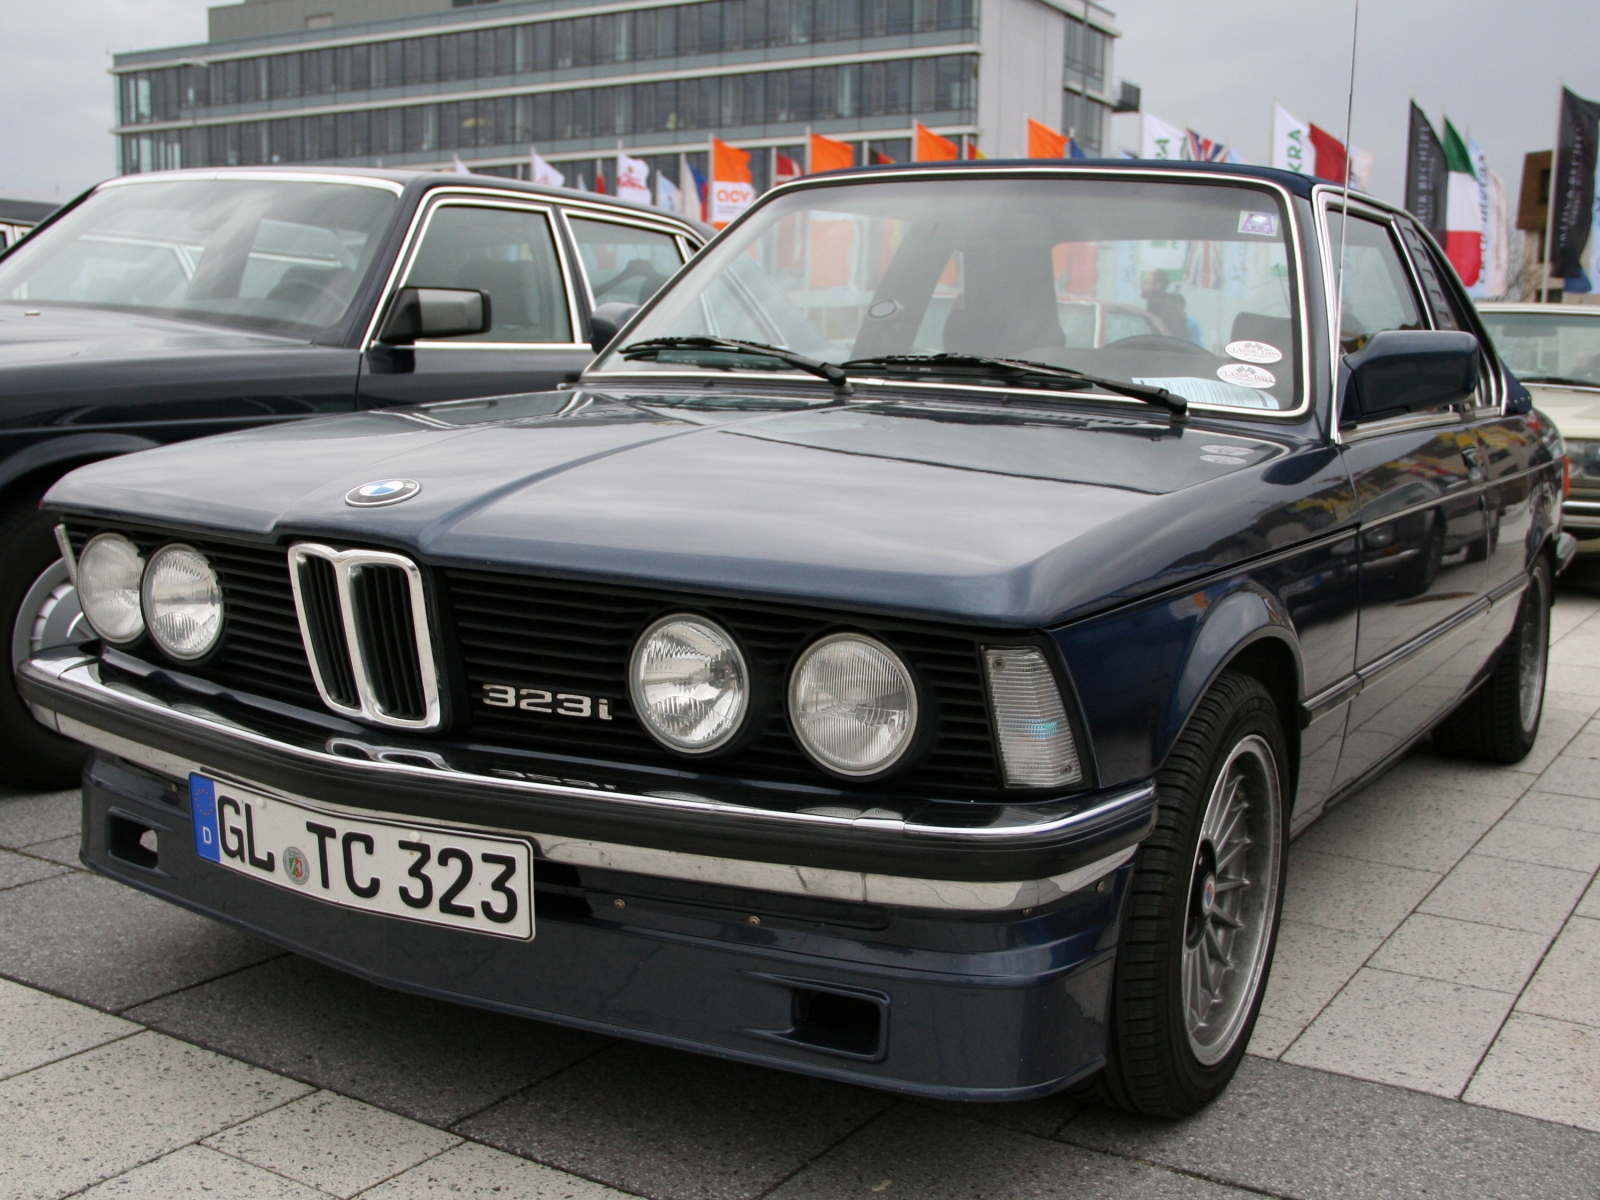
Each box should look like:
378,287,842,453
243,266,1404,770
1543,79,1564,303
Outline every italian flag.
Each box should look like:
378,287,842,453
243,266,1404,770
1442,119,1483,287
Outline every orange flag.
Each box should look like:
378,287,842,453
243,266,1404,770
1027,118,1069,159
914,122,959,162
808,132,855,174
709,138,754,229
965,141,986,160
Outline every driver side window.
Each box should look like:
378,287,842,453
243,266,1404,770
568,219,684,308
1327,212,1424,356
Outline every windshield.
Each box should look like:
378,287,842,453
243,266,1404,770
1480,310,1600,386
0,177,398,337
593,175,1301,412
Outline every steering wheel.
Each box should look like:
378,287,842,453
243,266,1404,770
1104,334,1214,356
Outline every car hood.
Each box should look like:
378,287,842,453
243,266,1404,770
1527,383,1600,440
46,387,1345,627
0,303,294,367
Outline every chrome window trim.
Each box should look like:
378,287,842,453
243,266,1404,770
558,209,693,312
97,169,405,194
286,543,443,731
1337,408,1465,444
587,166,1315,421
361,190,585,352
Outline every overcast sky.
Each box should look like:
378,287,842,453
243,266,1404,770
3,0,1598,203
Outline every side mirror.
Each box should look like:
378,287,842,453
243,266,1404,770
588,302,640,354
1343,329,1479,422
376,287,490,345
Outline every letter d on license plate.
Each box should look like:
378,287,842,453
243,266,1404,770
190,773,533,940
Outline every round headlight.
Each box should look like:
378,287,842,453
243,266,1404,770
789,634,918,777
141,544,223,661
629,614,749,753
77,533,146,644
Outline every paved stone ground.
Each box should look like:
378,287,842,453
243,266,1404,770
3,586,1600,1200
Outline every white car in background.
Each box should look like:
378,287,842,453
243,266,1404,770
1478,303,1600,568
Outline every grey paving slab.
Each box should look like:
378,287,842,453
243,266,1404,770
1280,847,1440,939
1475,816,1600,873
1547,662,1600,698
0,789,79,850
1369,912,1552,994
1291,784,1517,874
0,1030,310,1200
1580,876,1600,920
1506,707,1588,775
76,1144,327,1200
912,1092,1082,1140
1464,1013,1600,1134
0,846,67,891
1281,967,1514,1097
1533,755,1600,800
1370,752,1535,803
1517,915,1600,1029
1418,853,1590,935
0,870,280,1011
206,1090,461,1199
1061,1055,1600,1200
362,1142,633,1200
768,1104,1252,1200
1541,689,1600,716
127,954,611,1127
0,976,139,1082
1506,789,1600,833
1245,1012,1301,1060
456,1041,893,1200
1256,920,1380,1027
1561,730,1600,760
19,834,83,869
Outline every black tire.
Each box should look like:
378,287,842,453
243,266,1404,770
0,487,90,791
1433,556,1552,764
1088,672,1290,1117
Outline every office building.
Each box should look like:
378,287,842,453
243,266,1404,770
112,0,1120,192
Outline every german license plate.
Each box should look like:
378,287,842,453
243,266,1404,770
189,773,533,940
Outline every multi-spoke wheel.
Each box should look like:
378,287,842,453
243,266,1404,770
1434,555,1552,764
1088,671,1289,1117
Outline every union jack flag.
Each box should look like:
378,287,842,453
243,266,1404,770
1185,129,1230,162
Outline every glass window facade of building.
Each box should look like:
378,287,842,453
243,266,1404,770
116,0,979,176
1060,10,1111,155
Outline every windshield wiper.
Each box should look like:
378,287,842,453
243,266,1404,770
839,353,1187,422
1520,374,1600,389
619,336,853,397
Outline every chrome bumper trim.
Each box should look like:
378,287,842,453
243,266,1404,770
26,651,1149,911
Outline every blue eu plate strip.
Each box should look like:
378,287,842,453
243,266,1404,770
190,773,221,862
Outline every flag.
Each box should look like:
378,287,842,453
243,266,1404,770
1553,87,1600,289
1405,104,1447,237
775,153,802,185
655,170,681,213
809,131,854,173
1466,133,1500,298
451,154,471,175
687,159,708,222
1348,147,1375,191
914,122,959,162
1485,165,1511,298
871,149,897,165
710,138,753,229
1308,124,1346,184
594,165,607,195
530,148,565,188
1027,117,1068,159
1141,113,1185,160
616,151,651,204
966,141,986,160
574,174,590,192
1271,104,1313,176
1068,139,1087,160
1442,119,1483,286
1185,128,1229,163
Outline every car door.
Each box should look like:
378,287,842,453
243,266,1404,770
358,193,591,407
1331,204,1489,789
1397,218,1538,654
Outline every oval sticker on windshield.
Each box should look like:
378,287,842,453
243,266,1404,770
1225,340,1283,365
1217,363,1276,389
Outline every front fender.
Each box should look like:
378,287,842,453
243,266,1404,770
0,432,160,495
1053,580,1301,788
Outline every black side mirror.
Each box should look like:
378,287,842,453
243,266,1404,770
588,302,640,354
1343,329,1479,422
377,287,490,345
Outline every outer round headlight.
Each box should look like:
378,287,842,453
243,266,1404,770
77,533,146,644
629,614,749,753
788,634,918,777
141,544,224,660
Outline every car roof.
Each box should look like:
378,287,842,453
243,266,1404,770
94,166,713,237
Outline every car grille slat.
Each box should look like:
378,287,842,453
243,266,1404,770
351,563,427,722
295,555,358,708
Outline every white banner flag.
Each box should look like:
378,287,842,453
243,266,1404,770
1141,114,1186,160
655,171,681,213
1271,104,1313,176
530,148,565,188
616,151,652,204
1349,146,1374,191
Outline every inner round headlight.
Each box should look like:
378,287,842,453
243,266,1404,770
629,614,749,753
141,544,223,660
788,634,918,777
77,533,146,644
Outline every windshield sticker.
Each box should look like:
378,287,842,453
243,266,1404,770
1217,363,1277,389
1224,340,1283,364
1202,444,1251,456
1133,378,1277,409
1238,211,1278,236
1201,454,1246,464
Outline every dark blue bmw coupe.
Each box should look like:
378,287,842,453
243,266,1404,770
19,161,1573,1116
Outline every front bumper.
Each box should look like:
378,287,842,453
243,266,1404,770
26,647,1152,1098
